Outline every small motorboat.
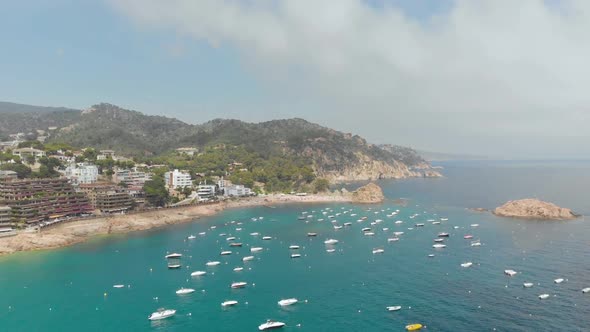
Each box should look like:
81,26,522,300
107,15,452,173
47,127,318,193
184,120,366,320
471,240,482,247
187,235,196,240
148,308,176,321
395,220,403,224
258,320,286,331
471,224,479,227
233,267,244,272
176,288,195,295
406,323,423,331
554,278,565,284
326,249,336,253
582,287,590,293
440,218,449,221
464,235,473,239
434,238,444,243
250,232,260,236
415,223,425,227
324,239,339,245
167,264,182,269
229,242,243,247
206,261,221,266
461,262,473,268
307,232,318,237
278,298,298,306
364,232,375,236
344,222,352,226
437,232,450,237
539,294,550,300
372,248,385,254
523,282,534,288
432,221,441,225
222,300,238,307
251,247,264,252
333,225,343,230
393,231,404,236
289,245,300,250
382,227,389,231
199,232,206,236
432,244,446,249
231,281,247,289
165,253,182,259
361,227,371,232
428,254,435,258
226,236,236,241
243,256,255,261
262,236,272,240
291,254,301,258
220,251,232,256
504,269,517,277
386,306,401,311
388,238,399,242
113,284,125,288
191,271,207,276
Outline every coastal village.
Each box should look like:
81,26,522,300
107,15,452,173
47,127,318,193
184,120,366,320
0,131,259,237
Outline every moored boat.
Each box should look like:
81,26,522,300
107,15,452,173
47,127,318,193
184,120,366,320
307,232,318,237
432,244,446,249
222,300,238,307
148,308,176,321
231,281,247,289
206,261,221,266
278,298,298,306
539,294,550,299
220,251,232,256
372,248,385,254
251,247,264,252
191,271,207,276
523,282,534,288
386,306,401,311
324,239,339,245
289,245,300,250
406,323,423,331
504,269,517,277
175,288,195,295
290,253,301,258
165,253,182,259
243,256,255,261
258,320,286,331
554,278,565,284
461,262,473,268
230,242,243,247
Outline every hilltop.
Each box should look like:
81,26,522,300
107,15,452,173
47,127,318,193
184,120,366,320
0,102,440,182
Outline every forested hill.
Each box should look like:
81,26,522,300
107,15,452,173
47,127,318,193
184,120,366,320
0,102,439,181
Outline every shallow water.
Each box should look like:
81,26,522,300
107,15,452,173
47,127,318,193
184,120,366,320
0,160,589,331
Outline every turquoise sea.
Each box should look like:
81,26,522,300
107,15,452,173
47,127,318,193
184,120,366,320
1,160,589,331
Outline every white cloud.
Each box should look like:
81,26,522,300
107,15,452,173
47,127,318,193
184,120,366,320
109,0,590,157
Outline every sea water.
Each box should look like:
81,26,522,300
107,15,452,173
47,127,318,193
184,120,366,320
0,160,589,331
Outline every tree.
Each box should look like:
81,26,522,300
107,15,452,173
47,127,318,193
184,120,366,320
0,163,32,179
313,178,330,193
143,175,169,207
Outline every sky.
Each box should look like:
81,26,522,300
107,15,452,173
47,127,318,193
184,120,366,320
1,0,589,159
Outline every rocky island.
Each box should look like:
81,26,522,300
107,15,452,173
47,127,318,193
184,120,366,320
493,199,577,220
350,183,385,204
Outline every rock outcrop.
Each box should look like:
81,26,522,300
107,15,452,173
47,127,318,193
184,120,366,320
351,183,385,204
493,199,577,220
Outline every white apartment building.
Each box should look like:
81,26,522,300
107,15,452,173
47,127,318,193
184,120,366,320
225,185,253,197
164,169,193,189
197,184,217,201
64,163,99,185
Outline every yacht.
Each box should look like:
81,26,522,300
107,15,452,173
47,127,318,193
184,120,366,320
461,262,473,268
258,320,286,330
148,308,176,321
504,269,517,277
220,251,232,256
251,247,264,252
278,298,298,306
440,218,449,221
324,239,339,245
372,248,385,254
165,253,182,259
233,267,244,272
191,271,207,276
538,294,550,300
175,288,195,295
307,232,318,237
523,282,534,288
206,261,221,266
554,278,565,284
262,236,273,240
231,281,247,289
386,306,402,311
432,244,446,249
222,300,238,307
427,219,435,222
289,245,300,250
291,253,301,258
382,227,389,231
243,256,255,261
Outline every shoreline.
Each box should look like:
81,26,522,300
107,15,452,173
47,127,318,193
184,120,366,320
0,193,354,256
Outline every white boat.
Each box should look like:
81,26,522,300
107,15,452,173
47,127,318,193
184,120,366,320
437,232,450,237
386,306,402,311
176,288,195,295
165,253,182,259
113,284,125,288
233,267,244,272
324,239,339,245
364,232,375,236
428,254,435,258
427,219,435,222
440,218,449,221
278,298,298,306
523,283,534,288
222,300,238,307
393,231,404,236
432,244,446,249
415,223,425,227
229,242,243,247
504,269,517,277
372,248,385,254
251,247,264,252
333,225,343,230
289,245,300,250
461,262,473,268
362,227,372,232
258,320,286,331
220,251,232,256
388,238,399,242
291,253,301,258
191,271,207,276
464,235,474,239
250,232,260,236
382,227,389,231
226,236,236,241
148,308,176,321
538,294,550,300
243,256,255,261
471,241,482,247
582,287,590,293
220,233,227,237
187,235,196,240
231,281,247,289
344,222,352,226
432,221,441,225
262,236,272,240
395,220,403,224
199,232,206,236
307,232,318,237
554,278,565,284
470,224,479,227
326,249,336,253
206,261,221,266
167,264,182,269
434,238,444,243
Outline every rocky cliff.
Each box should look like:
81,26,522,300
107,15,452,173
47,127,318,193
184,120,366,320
493,199,577,220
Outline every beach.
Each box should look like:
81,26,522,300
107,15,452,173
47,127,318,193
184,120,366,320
0,193,354,255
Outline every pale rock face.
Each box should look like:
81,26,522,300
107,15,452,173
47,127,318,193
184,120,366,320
493,199,577,220
351,183,385,204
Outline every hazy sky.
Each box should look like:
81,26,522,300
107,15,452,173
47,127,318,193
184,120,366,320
1,0,589,158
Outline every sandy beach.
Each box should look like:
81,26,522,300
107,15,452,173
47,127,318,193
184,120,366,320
0,193,354,256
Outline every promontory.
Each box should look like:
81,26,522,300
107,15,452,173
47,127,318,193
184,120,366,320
493,199,577,220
